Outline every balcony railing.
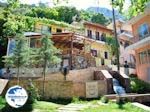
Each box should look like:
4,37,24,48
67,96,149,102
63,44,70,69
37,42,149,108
130,33,150,43
87,35,106,42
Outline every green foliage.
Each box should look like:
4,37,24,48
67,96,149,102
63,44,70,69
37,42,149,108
100,96,109,103
106,36,119,57
0,96,6,110
38,34,61,67
26,6,81,24
71,97,80,103
3,33,30,84
26,79,40,104
113,0,150,17
37,34,61,97
130,77,150,93
3,15,26,36
80,10,92,21
91,13,109,25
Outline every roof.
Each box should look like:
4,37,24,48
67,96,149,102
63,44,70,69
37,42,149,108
84,22,113,32
24,32,42,37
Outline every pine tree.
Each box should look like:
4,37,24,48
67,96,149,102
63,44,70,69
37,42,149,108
4,33,30,84
38,34,61,97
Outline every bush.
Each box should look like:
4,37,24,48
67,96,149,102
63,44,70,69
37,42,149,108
130,78,150,93
72,97,80,103
100,96,109,103
0,96,6,110
26,79,40,104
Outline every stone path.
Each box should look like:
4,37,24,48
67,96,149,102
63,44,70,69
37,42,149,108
57,103,89,112
132,102,150,111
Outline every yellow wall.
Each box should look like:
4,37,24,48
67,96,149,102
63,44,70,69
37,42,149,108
90,41,112,66
35,22,65,33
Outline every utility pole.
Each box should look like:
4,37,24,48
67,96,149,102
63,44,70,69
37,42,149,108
112,0,120,72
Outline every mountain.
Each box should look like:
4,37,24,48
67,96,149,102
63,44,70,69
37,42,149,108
87,7,124,20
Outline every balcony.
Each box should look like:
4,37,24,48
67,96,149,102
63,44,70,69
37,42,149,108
130,33,150,43
87,35,106,42
125,34,150,51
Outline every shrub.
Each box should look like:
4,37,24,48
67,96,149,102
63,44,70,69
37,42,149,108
100,96,109,103
0,96,6,109
130,77,150,93
26,79,40,104
72,97,80,103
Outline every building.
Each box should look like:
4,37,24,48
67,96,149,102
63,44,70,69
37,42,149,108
126,7,150,82
35,22,66,34
84,22,114,66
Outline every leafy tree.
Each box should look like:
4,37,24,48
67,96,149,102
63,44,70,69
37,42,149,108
37,34,61,97
113,0,150,16
0,0,22,68
91,13,109,25
106,36,119,64
55,6,80,23
4,33,30,84
80,10,92,21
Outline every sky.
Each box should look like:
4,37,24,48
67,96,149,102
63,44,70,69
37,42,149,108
21,0,113,10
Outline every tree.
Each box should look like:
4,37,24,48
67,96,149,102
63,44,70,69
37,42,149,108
113,0,150,16
56,6,81,24
38,34,61,97
91,13,109,25
4,33,30,84
106,36,119,64
0,0,22,68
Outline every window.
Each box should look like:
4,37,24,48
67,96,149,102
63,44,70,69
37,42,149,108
101,58,105,65
139,51,147,64
104,52,108,59
41,25,51,34
138,23,149,40
101,33,106,42
30,38,36,48
91,49,97,57
95,31,100,40
148,49,150,63
87,30,92,38
124,42,129,48
56,28,62,33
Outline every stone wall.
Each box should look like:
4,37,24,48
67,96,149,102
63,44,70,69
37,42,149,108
6,79,108,99
38,67,109,82
7,80,74,99
5,67,110,98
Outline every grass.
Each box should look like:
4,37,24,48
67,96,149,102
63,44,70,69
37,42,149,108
32,101,60,112
0,96,60,112
81,102,149,112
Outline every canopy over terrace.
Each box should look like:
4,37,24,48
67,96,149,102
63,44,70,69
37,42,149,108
52,32,95,69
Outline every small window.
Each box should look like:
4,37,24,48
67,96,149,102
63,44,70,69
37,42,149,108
101,33,106,42
41,25,51,34
91,49,97,57
139,51,147,64
87,30,92,38
30,38,36,48
56,28,62,33
148,49,150,63
95,31,100,40
101,58,104,65
104,52,108,59
138,23,149,40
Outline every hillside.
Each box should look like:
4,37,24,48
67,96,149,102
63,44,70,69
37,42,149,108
87,7,124,20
